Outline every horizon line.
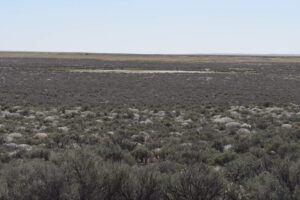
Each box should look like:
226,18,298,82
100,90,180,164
1,50,300,57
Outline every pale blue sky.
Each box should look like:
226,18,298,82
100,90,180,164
1,0,300,54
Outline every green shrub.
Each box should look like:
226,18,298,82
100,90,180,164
164,164,225,200
212,152,237,166
234,139,251,153
245,172,291,200
225,155,262,184
179,150,209,164
28,149,50,160
119,166,162,200
1,160,64,200
52,150,102,200
132,146,151,164
212,140,224,152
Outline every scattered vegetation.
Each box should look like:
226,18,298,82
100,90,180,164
0,103,299,199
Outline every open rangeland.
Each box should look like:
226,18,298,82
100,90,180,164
0,52,299,107
0,52,299,200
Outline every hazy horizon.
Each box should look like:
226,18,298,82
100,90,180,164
1,0,300,54
2,51,300,57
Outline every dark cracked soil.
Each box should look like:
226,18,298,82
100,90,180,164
0,56,299,107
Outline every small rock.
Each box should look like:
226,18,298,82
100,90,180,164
214,166,222,172
224,144,232,152
134,113,140,120
237,128,251,135
153,148,161,153
71,143,80,149
197,127,203,132
241,123,252,129
107,131,114,135
35,133,48,139
265,107,283,113
12,106,22,110
4,136,13,143
58,126,69,133
213,116,233,123
250,107,263,114
230,111,241,119
4,143,18,149
135,142,142,146
39,126,47,131
225,122,241,129
4,133,22,142
128,108,139,113
156,111,165,117
16,126,26,131
8,132,22,138
181,142,192,146
96,119,103,123
8,151,18,157
81,111,94,117
65,109,79,114
16,109,24,114
282,124,292,129
176,115,185,122
44,116,56,121
140,119,153,124
170,132,183,136
35,111,46,116
182,119,193,126
269,150,276,155
26,115,36,119
4,143,32,151
50,108,58,113
131,135,139,139
3,112,21,118
18,144,32,151
281,111,292,118
84,128,91,133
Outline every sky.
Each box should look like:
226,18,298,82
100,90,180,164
0,0,300,54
